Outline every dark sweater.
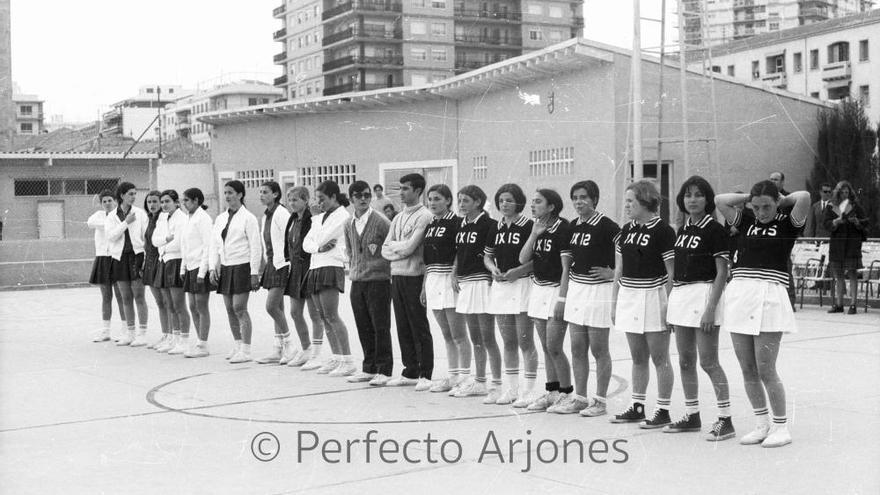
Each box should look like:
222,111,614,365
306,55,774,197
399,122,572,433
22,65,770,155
345,210,392,282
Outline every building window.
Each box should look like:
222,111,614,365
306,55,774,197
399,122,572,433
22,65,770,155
726,65,735,76
766,54,784,74
751,60,759,79
19,105,32,115
411,74,429,86
548,6,563,18
248,98,258,106
13,178,119,197
431,0,446,7
827,42,849,63
828,86,849,101
810,91,820,99
528,29,543,41
859,39,869,61
810,49,819,70
793,52,802,72
411,48,427,60
432,48,447,61
146,88,154,93
431,22,446,35
20,123,33,133
529,147,574,177
297,165,357,192
769,22,778,30
473,156,487,179
411,21,426,35
412,0,426,6
860,85,870,106
235,169,276,189
527,4,542,15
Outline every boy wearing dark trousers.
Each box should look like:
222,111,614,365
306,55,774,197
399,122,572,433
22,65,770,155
344,181,394,385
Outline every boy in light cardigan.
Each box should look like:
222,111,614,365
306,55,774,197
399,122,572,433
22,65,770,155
344,181,394,385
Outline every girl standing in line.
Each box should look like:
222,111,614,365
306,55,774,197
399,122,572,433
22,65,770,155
87,190,123,342
421,184,469,392
716,181,810,448
152,190,189,355
143,190,173,349
256,181,294,365
284,186,322,367
208,180,262,364
179,187,214,358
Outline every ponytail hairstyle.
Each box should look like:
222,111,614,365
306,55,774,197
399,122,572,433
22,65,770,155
183,187,208,210
536,188,564,220
261,180,282,205
317,180,350,208
116,181,136,203
225,180,246,203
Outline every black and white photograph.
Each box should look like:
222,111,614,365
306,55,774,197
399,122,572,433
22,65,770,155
1,0,879,493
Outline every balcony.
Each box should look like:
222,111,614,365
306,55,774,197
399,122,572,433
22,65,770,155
273,27,287,40
178,121,191,130
322,1,402,20
322,26,402,46
761,72,787,87
822,61,851,81
274,51,288,63
453,8,523,22
733,0,754,7
454,59,488,71
453,33,522,46
573,16,584,28
273,3,286,17
799,7,830,20
734,13,756,23
274,74,289,86
324,82,402,96
322,54,403,72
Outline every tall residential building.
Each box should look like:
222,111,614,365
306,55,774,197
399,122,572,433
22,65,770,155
682,0,873,48
102,85,190,141
12,94,44,135
272,0,584,100
161,81,282,148
0,0,13,150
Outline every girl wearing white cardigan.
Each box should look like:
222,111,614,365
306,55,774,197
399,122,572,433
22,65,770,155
179,187,214,358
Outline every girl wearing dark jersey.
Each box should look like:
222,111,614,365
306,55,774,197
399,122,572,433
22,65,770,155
484,184,537,406
452,185,496,398
561,181,619,417
716,181,810,449
519,189,574,412
610,180,676,429
420,184,470,393
665,176,733,441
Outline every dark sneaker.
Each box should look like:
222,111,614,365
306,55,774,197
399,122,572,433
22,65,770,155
640,408,672,429
705,416,736,442
827,305,844,314
663,411,702,433
847,305,857,315
610,402,645,423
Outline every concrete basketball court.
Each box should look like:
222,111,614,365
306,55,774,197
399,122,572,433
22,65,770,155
1,286,878,494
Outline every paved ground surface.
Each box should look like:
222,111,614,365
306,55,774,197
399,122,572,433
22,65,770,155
1,286,878,494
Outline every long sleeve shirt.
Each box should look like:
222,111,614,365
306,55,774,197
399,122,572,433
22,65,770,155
381,203,433,276
105,206,149,260
261,204,292,270
208,206,262,275
179,207,214,276
152,209,187,262
87,210,112,256
302,206,350,269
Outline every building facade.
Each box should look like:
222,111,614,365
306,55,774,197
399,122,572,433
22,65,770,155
160,81,282,148
272,0,584,101
683,0,872,48
12,95,44,135
0,0,13,150
102,85,189,141
690,9,879,123
204,39,829,225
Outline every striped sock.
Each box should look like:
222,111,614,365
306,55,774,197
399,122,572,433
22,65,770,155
524,371,537,392
594,395,607,404
460,368,471,377
772,415,787,426
717,400,731,417
310,340,322,357
657,397,671,411
504,368,519,391
475,376,487,383
138,323,147,332
754,407,770,426
491,378,502,388
280,331,291,344
632,392,647,406
685,399,700,415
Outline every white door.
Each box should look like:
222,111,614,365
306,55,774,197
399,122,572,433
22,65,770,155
37,201,64,239
279,170,298,194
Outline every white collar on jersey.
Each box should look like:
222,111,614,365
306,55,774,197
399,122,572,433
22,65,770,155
461,210,486,227
575,211,604,226
497,214,529,229
685,214,713,229
544,217,563,233
434,211,457,221
630,216,661,229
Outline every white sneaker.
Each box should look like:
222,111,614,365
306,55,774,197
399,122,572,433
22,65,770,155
414,378,432,392
369,374,391,386
256,346,283,364
92,329,110,343
482,387,502,404
549,394,589,414
229,349,252,364
387,376,419,387
279,342,296,365
347,371,376,383
316,358,340,374
527,391,560,411
449,376,471,396
328,361,357,377
761,425,792,448
430,377,455,393
495,388,519,405
130,331,148,347
167,337,189,355
301,356,324,371
115,330,134,346
740,423,771,445
148,334,167,349
184,344,210,358
580,399,607,417
225,342,241,360
513,390,541,408
156,335,176,353
288,349,309,367
454,380,488,397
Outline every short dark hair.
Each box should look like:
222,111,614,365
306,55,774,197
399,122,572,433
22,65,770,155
317,180,350,207
749,180,780,202
820,182,833,190
399,173,426,195
349,180,370,196
494,183,526,213
261,181,282,205
373,184,384,192
536,188,564,218
626,180,662,213
427,184,454,210
115,182,136,203
770,171,785,181
458,184,487,210
160,189,179,203
570,180,600,206
99,189,116,201
675,175,716,214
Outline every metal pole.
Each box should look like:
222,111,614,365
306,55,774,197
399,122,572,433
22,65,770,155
156,85,162,159
656,0,667,171
701,0,721,187
632,0,643,180
677,0,689,178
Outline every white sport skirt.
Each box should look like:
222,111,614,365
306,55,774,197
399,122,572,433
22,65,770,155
615,286,668,334
488,277,531,315
667,282,723,328
527,283,560,320
425,271,457,311
455,279,491,314
722,278,797,335
564,281,614,328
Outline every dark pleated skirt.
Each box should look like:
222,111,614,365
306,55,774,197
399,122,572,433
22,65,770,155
182,268,214,294
217,263,252,295
142,253,159,287
89,256,114,285
154,258,183,289
285,259,309,299
302,266,345,296
111,251,144,282
261,262,290,290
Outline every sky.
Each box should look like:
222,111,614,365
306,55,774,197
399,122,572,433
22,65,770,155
9,0,675,123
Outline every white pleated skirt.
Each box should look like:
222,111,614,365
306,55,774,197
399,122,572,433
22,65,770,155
488,277,531,315
722,278,797,335
455,279,491,314
564,281,614,328
667,282,724,328
527,283,560,320
615,286,668,334
425,271,457,311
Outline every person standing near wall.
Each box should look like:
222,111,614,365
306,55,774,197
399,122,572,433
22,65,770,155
105,182,149,346
382,173,435,390
179,187,213,358
283,186,322,367
344,180,393,383
152,190,189,354
825,180,870,314
143,191,172,349
87,190,123,342
806,183,833,238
